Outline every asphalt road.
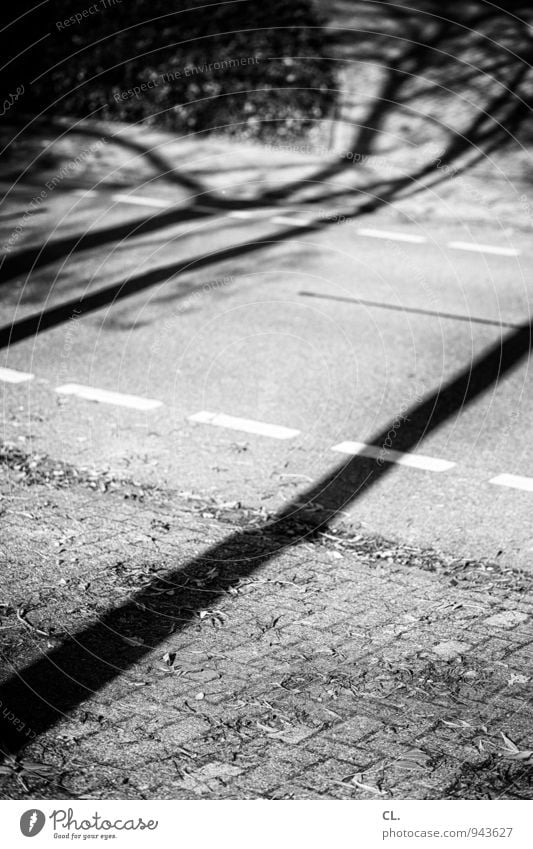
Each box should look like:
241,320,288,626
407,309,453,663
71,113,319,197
1,132,532,570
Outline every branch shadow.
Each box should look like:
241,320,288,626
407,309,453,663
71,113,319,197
260,0,533,201
0,225,323,348
53,120,210,197
2,0,531,296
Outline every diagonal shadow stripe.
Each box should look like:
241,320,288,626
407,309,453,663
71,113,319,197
1,172,470,351
0,196,276,287
299,290,523,330
0,205,212,285
0,226,321,349
0,317,531,756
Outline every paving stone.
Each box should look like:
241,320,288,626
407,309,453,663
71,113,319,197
485,611,529,629
1,452,532,799
431,641,473,661
325,714,384,744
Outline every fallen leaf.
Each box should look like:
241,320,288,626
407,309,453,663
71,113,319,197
507,673,529,686
120,635,145,647
500,732,519,754
395,748,431,770
499,732,533,762
345,774,385,796
442,718,473,729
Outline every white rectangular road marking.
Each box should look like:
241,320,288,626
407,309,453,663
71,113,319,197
272,215,313,227
490,473,533,492
332,441,455,471
0,367,34,383
189,410,300,440
55,384,162,410
229,209,281,220
357,228,426,244
112,193,171,209
448,241,520,257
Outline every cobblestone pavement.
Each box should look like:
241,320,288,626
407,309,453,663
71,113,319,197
0,445,532,800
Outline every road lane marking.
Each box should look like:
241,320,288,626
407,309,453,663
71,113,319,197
448,241,520,256
195,204,257,217
489,473,533,492
0,367,34,383
55,384,162,410
230,209,289,220
271,215,314,227
356,228,426,244
331,441,455,471
229,211,257,219
189,410,300,439
112,193,172,208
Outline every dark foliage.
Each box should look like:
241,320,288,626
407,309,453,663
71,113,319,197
1,0,336,140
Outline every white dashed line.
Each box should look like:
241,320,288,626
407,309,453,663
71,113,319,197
331,441,455,471
112,194,172,209
356,228,426,244
189,411,300,439
489,473,533,492
55,384,162,410
271,215,314,227
3,362,530,494
229,209,287,220
0,367,34,383
448,241,520,257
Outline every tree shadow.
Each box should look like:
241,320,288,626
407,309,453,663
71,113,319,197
261,0,533,200
0,313,530,757
1,0,532,765
1,0,531,310
0,222,325,348
52,120,210,197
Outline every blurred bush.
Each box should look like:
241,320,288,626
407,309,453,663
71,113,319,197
2,0,336,140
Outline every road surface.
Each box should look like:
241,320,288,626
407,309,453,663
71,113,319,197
1,126,532,570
